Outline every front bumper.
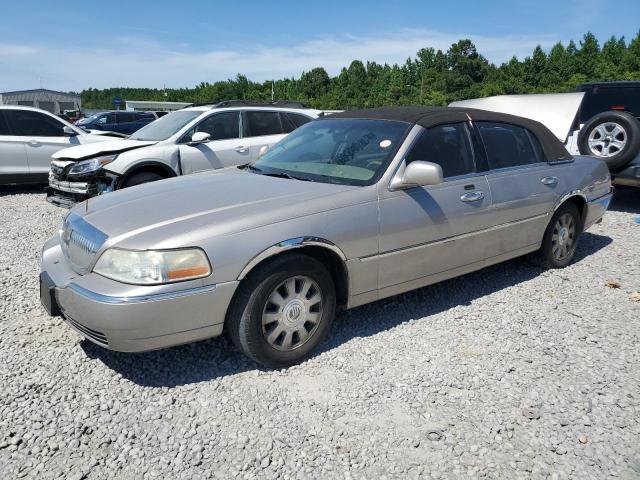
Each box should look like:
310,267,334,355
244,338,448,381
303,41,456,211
47,168,118,208
39,236,239,352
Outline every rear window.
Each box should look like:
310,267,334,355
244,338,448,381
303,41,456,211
477,122,540,170
245,111,283,137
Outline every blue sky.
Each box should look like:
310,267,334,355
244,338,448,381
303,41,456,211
0,0,638,92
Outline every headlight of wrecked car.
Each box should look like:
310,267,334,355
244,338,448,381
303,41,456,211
93,248,211,285
68,155,117,176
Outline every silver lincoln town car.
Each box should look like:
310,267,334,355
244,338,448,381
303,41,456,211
40,106,613,367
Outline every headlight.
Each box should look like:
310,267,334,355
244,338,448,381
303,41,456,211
68,155,117,176
93,248,211,285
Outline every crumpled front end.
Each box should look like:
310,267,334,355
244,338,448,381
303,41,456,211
46,159,120,208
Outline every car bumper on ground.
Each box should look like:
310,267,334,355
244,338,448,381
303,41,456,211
612,164,640,187
39,236,239,352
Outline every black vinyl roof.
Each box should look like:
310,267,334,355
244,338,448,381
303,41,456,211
327,106,572,161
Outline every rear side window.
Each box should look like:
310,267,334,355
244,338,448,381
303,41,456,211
245,111,283,137
118,113,135,123
0,112,11,135
477,122,539,170
6,110,64,137
406,123,475,178
282,112,312,132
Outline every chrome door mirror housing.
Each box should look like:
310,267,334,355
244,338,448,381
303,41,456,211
189,132,211,145
63,126,78,137
389,160,443,190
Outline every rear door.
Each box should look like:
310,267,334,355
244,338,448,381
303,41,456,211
477,121,565,258
178,111,246,173
243,110,287,159
0,110,30,181
377,122,495,291
6,109,79,179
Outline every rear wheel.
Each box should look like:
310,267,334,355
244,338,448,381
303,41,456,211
121,171,164,188
531,202,582,269
227,254,336,368
578,111,640,170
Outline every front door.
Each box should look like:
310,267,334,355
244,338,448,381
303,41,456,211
377,122,496,291
179,111,249,174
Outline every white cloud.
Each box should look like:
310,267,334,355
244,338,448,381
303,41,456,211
0,29,558,92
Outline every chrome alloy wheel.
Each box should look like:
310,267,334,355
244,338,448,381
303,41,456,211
588,122,627,157
262,276,323,351
551,213,576,261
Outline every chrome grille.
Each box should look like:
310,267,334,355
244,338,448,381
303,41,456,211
61,213,108,274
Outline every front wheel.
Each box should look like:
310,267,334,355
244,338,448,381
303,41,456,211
226,254,336,368
121,171,164,188
531,202,582,269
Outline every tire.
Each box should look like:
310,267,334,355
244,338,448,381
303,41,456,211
531,202,582,269
226,253,336,368
121,171,164,188
578,111,640,170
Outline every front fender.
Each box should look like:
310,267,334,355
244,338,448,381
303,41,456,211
104,144,179,176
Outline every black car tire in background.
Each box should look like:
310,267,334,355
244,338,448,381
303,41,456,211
578,111,640,169
121,171,164,188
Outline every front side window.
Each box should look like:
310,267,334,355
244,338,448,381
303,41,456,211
129,110,202,141
252,118,409,185
245,111,283,137
6,110,64,137
406,123,475,178
184,111,240,142
478,122,539,170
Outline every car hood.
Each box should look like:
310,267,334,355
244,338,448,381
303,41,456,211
52,139,157,161
74,168,360,249
450,92,585,142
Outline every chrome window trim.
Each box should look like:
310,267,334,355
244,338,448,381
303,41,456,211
238,236,347,280
67,283,217,305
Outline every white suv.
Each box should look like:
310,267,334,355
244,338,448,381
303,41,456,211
0,106,110,186
47,101,326,206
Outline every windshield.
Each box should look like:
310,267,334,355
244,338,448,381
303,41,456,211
129,110,202,141
77,114,101,125
251,119,409,185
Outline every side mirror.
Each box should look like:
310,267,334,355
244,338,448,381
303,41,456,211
63,126,78,137
189,132,211,145
258,145,269,158
390,160,443,190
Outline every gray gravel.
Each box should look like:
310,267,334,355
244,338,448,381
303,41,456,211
1,185,639,479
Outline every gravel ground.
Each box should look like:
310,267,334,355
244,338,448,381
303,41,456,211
0,185,639,480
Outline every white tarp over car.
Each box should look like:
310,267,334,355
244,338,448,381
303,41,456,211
450,92,585,143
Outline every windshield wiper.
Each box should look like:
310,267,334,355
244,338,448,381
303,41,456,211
260,171,313,182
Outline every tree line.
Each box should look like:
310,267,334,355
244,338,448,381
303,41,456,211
81,31,640,110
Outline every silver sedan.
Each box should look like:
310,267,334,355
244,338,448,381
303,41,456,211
40,106,613,368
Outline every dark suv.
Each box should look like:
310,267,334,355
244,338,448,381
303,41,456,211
76,111,156,136
576,82,640,187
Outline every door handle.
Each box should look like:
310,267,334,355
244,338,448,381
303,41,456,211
235,146,248,153
460,191,485,202
541,176,558,186
27,140,41,147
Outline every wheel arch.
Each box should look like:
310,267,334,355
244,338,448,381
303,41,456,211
119,161,177,186
237,237,350,308
554,192,588,227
